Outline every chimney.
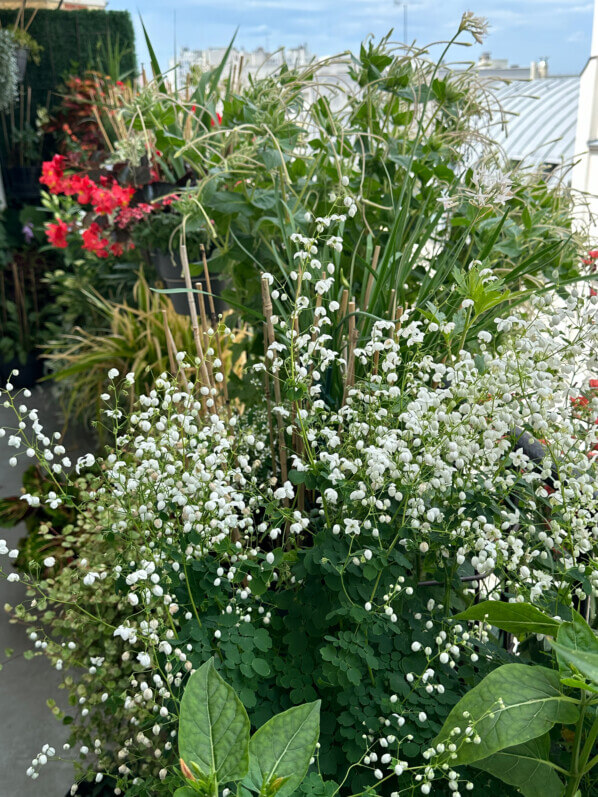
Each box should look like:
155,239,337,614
530,61,537,80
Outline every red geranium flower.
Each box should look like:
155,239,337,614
82,222,110,258
46,219,69,248
71,173,96,205
40,154,67,193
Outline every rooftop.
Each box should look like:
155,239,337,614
490,75,580,168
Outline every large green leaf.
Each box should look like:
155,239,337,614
550,611,598,690
472,734,563,797
433,664,578,766
174,789,198,797
455,601,561,638
245,701,321,797
179,659,250,783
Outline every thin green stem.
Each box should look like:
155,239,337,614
183,558,202,628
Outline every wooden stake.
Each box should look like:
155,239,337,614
179,238,211,394
194,280,216,396
201,246,229,407
200,243,217,324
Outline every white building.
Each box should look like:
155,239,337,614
171,44,311,87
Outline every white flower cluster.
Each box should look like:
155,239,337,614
2,211,598,793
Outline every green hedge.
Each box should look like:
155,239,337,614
0,8,136,113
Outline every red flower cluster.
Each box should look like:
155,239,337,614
46,219,69,249
41,157,135,216
40,154,67,193
41,156,138,254
582,249,598,267
80,222,131,258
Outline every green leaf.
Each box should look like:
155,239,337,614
179,658,250,782
245,701,321,797
455,601,561,638
550,611,598,688
550,642,598,688
432,664,578,766
174,789,198,797
472,734,563,797
251,658,271,677
139,17,165,93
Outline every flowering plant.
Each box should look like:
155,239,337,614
40,154,136,258
2,199,598,796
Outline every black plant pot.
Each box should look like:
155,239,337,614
6,165,42,203
150,250,227,318
15,46,29,82
0,352,44,389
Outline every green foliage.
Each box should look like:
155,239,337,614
179,659,250,784
0,8,136,117
42,273,197,428
246,702,321,797
11,28,43,66
118,27,585,409
178,659,320,797
455,601,562,638
472,735,564,797
438,606,598,797
433,664,578,766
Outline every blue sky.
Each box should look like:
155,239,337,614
107,0,594,77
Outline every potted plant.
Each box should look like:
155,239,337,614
6,1,42,83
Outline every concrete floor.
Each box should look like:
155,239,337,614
0,387,79,796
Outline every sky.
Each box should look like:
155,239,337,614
106,0,595,77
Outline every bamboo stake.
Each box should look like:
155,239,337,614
200,243,217,324
261,275,287,483
201,244,229,406
194,280,216,397
24,7,39,34
14,0,24,31
162,310,190,393
179,238,211,395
